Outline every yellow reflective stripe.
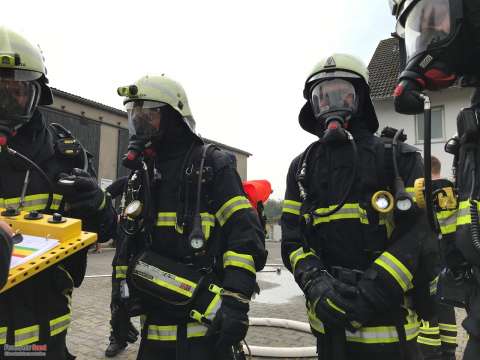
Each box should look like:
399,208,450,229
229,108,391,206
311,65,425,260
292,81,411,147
14,324,40,346
223,251,256,274
417,336,442,346
307,305,420,344
307,304,325,334
419,324,439,335
132,262,197,298
312,203,369,225
204,294,222,321
289,247,316,272
437,200,476,235
430,276,438,295
50,313,71,336
282,200,302,216
440,335,457,344
326,298,345,314
147,325,177,341
187,322,209,338
200,213,215,239
147,322,210,341
374,252,413,292
115,266,128,279
156,212,215,238
439,323,457,332
0,327,6,345
216,196,251,226
156,212,177,226
347,322,420,344
0,193,63,211
98,192,106,211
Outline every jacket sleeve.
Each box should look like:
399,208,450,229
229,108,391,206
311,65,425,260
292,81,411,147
281,155,323,288
81,159,117,243
210,149,267,298
62,159,118,288
0,227,12,289
361,150,438,310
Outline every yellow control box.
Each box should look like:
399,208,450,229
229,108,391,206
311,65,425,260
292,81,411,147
0,209,97,293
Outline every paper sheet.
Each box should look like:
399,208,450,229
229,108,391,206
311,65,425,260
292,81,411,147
10,235,59,269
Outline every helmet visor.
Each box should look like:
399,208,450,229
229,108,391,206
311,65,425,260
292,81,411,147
404,0,451,60
0,70,40,123
310,79,358,118
126,100,167,140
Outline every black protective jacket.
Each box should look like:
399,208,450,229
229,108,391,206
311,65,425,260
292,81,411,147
281,128,437,350
114,128,266,346
0,111,115,351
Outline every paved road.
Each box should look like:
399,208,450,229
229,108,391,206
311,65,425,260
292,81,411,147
67,242,467,359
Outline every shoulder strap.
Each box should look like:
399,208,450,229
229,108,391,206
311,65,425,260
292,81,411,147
48,122,89,171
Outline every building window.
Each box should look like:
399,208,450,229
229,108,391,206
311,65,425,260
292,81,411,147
415,106,445,143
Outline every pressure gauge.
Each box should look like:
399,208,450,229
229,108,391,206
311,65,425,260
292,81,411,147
190,237,205,250
125,200,143,218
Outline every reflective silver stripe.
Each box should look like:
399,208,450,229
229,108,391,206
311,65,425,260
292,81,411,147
223,251,256,274
14,325,40,346
1,194,63,211
147,322,210,341
156,213,177,226
205,296,222,321
187,322,208,338
374,253,413,292
216,196,251,226
147,325,177,341
313,203,369,225
282,200,302,215
0,327,6,345
132,261,196,297
289,247,315,272
50,314,71,336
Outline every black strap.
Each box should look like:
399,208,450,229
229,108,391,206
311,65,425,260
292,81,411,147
176,323,188,360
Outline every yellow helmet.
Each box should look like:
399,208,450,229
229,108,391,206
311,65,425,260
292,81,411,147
0,26,53,134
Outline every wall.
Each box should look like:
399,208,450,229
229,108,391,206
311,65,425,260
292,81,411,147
373,86,475,179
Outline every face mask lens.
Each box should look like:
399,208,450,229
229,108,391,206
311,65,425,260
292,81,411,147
404,0,451,60
310,79,357,118
126,100,165,140
0,79,38,119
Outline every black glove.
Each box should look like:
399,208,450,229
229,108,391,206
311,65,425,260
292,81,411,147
305,271,374,331
57,168,105,217
111,303,131,343
318,280,376,329
207,296,249,353
0,225,13,288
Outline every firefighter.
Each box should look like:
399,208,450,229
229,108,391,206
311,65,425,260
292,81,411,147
104,176,139,358
0,26,115,359
0,221,13,289
389,1,480,358
417,158,457,360
281,53,437,360
114,74,266,360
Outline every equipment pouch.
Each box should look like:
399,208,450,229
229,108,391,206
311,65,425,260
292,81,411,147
128,249,222,322
437,268,468,308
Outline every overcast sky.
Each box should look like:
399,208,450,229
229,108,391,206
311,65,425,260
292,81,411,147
3,0,396,199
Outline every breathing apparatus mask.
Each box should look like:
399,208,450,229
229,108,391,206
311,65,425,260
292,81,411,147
393,0,469,114
308,76,359,143
0,69,42,139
